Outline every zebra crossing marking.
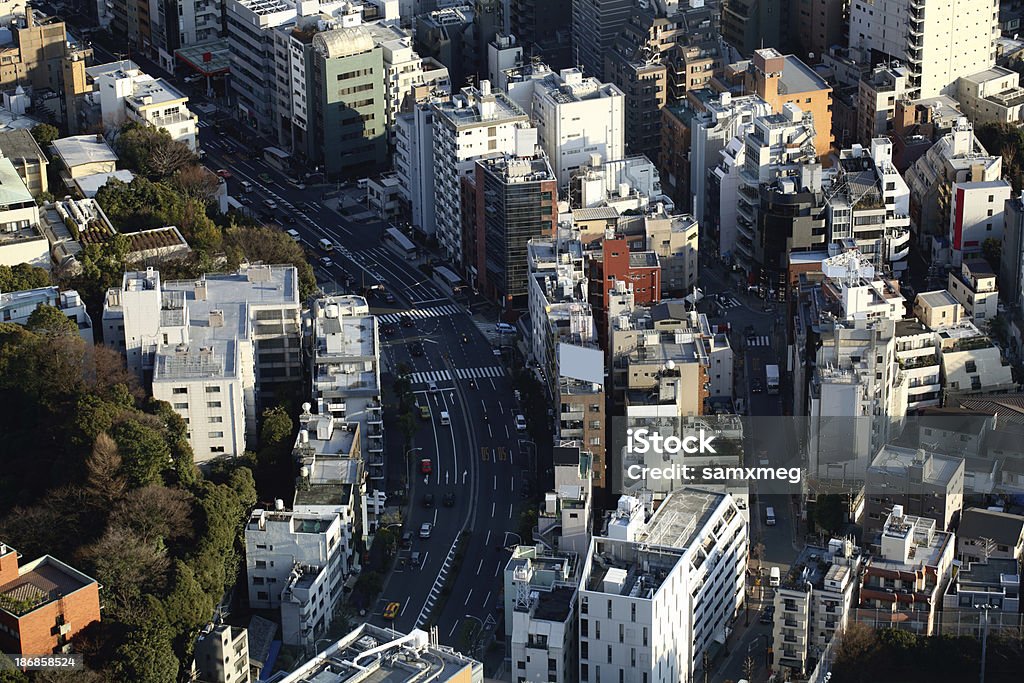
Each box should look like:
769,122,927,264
378,304,463,324
408,366,504,384
747,335,771,347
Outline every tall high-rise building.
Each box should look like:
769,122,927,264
571,0,634,80
503,64,625,187
578,490,747,683
721,0,788,58
467,154,558,306
849,0,999,99
430,82,534,268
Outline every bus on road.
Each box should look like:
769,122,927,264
263,146,290,172
384,226,417,259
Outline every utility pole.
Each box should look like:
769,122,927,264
977,604,992,683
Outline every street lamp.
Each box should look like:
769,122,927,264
503,531,523,550
974,603,995,683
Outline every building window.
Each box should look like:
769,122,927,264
206,386,221,393
210,416,223,423
173,402,188,409
209,431,224,438
208,401,222,408
173,387,188,394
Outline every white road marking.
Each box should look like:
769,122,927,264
477,558,484,575
491,502,496,517
448,621,459,637
483,591,491,607
464,589,474,606
509,503,513,519
485,530,491,546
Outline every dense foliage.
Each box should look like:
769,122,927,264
0,323,257,681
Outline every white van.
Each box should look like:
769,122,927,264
240,180,253,193
769,566,781,587
766,506,776,526
286,229,300,242
318,238,334,252
440,411,450,426
495,322,516,335
263,199,278,210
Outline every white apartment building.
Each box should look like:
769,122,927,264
276,624,483,683
830,139,912,270
643,209,699,295
505,545,580,683
849,0,999,99
936,320,1015,399
947,259,998,322
772,539,862,676
0,286,93,342
573,155,674,215
292,406,364,546
534,442,595,556
244,507,348,647
227,0,347,134
578,490,747,683
858,506,955,635
948,179,1011,265
956,66,1024,125
102,266,302,460
502,63,625,188
0,154,44,270
395,103,437,234
309,296,383,479
526,234,593,379
894,319,942,411
431,82,533,266
905,118,1002,245
806,250,909,480
86,61,199,151
151,0,225,71
194,624,251,683
691,92,772,243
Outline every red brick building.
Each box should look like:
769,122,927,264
0,543,101,656
588,236,662,341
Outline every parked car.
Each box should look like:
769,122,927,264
401,531,413,548
410,551,421,567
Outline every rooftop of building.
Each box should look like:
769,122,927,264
895,318,932,338
916,289,959,309
73,169,135,197
0,154,34,206
531,585,576,622
962,65,1018,84
50,135,118,168
958,507,1024,545
236,0,295,17
433,85,528,127
277,624,480,683
125,226,189,254
0,129,46,164
637,488,727,550
779,541,859,592
0,222,44,246
867,445,963,486
247,508,339,534
479,153,554,182
0,552,97,618
870,512,953,572
955,558,1020,589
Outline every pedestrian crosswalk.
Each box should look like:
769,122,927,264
720,296,742,308
197,120,212,128
378,304,463,324
747,335,771,347
409,366,504,385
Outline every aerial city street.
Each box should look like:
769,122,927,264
0,0,1023,682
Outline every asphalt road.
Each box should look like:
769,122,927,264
197,120,524,650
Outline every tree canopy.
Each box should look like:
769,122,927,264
25,304,78,336
30,123,60,148
0,263,50,291
114,123,196,180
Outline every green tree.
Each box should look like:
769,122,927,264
110,620,179,683
25,304,77,336
261,405,294,446
30,123,60,148
224,225,317,299
80,526,170,620
0,263,50,291
161,560,213,635
110,419,172,488
114,123,196,179
813,494,846,535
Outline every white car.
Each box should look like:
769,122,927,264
429,382,438,393
319,257,334,268
514,414,527,431
419,522,433,539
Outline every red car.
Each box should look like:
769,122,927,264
420,458,432,474
215,168,233,178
